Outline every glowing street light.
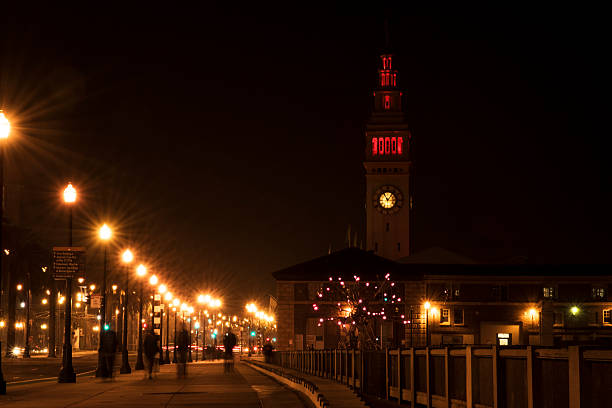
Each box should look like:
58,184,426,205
120,248,135,374
63,183,76,204
95,223,112,378
0,111,10,139
158,284,167,294
137,264,147,277
135,263,148,371
149,275,158,286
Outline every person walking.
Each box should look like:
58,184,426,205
101,328,118,379
143,329,160,380
222,328,237,374
176,323,190,378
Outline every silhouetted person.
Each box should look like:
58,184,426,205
176,323,190,378
263,342,274,364
143,329,160,380
223,329,237,373
101,329,118,379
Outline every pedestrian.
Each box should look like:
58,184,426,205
101,328,118,379
176,323,190,378
143,328,160,380
262,342,274,364
222,328,237,374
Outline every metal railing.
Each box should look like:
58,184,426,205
273,346,612,408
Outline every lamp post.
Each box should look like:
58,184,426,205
424,301,431,346
163,292,172,364
0,110,8,394
148,275,158,330
157,283,166,365
119,249,133,374
58,183,78,383
172,298,179,363
95,224,112,377
135,264,147,370
188,306,194,362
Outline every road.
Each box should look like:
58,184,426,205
1,360,314,407
1,351,133,383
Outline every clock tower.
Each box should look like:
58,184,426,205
364,52,412,260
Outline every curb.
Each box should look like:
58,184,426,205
243,359,330,408
6,370,96,386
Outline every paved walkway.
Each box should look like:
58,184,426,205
0,360,312,407
243,358,367,408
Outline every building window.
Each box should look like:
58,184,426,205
384,95,391,110
543,287,555,299
604,310,612,325
553,312,564,327
592,287,606,300
454,309,464,325
440,309,450,325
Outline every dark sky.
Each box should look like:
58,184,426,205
1,10,610,310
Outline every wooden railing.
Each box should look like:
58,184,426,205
273,346,612,408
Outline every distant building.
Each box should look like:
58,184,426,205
273,44,612,351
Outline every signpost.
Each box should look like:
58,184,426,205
52,247,85,280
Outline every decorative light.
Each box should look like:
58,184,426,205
63,183,77,203
571,306,580,315
16,284,22,291
78,277,85,284
112,284,118,291
0,321,5,328
75,302,81,308
41,323,48,330
46,289,51,295
19,302,25,308
42,299,48,305
424,301,431,310
89,284,96,291
99,224,112,240
528,308,537,318
58,296,65,304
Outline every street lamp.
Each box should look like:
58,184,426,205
0,115,7,390
156,284,167,365
135,264,147,370
119,249,133,374
58,183,78,383
424,301,431,346
164,292,172,364
95,224,112,378
172,298,179,363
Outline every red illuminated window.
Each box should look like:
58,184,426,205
398,137,403,155
391,137,397,154
379,138,384,154
372,138,377,155
384,95,390,110
373,137,405,156
393,73,396,87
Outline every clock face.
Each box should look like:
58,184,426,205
379,192,396,209
373,186,403,215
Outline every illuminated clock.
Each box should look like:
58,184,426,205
373,186,403,215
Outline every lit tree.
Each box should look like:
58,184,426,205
312,272,404,350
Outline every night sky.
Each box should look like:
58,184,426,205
1,10,609,310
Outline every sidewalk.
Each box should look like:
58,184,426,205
0,359,309,407
242,357,367,408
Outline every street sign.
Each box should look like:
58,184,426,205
90,295,101,309
52,247,86,279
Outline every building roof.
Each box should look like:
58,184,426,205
272,247,411,281
397,246,478,264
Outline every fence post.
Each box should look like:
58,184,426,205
492,346,499,408
568,346,582,408
352,349,356,390
398,348,403,405
386,347,390,400
426,347,432,408
410,348,416,407
445,347,450,408
466,346,473,408
526,346,534,408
